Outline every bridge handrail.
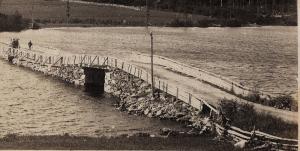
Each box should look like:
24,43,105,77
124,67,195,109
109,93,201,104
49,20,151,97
135,53,273,99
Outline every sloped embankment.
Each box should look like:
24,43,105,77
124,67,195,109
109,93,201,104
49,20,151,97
106,68,214,135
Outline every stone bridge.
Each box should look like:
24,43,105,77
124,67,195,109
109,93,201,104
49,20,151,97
0,43,298,150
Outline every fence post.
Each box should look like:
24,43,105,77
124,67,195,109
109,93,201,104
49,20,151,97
188,93,192,105
89,56,92,65
159,80,161,90
130,65,132,73
122,62,124,70
166,83,168,94
134,67,136,76
41,55,43,64
60,57,63,65
67,57,70,65
147,72,148,83
209,108,213,117
73,56,76,65
176,87,179,100
137,69,140,77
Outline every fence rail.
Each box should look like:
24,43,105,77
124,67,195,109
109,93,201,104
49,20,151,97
0,43,297,150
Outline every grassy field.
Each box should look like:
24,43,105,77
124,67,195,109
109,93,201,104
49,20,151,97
0,0,210,27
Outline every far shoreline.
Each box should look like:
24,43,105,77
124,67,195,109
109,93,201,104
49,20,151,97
12,23,294,32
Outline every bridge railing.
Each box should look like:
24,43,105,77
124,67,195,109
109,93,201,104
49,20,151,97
75,53,299,150
0,43,297,150
134,53,273,99
97,55,298,150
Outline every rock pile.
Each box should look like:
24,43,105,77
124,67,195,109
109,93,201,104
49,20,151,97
107,68,214,136
13,58,85,86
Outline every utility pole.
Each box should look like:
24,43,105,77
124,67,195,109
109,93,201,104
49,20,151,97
146,0,150,27
150,32,154,96
66,0,70,25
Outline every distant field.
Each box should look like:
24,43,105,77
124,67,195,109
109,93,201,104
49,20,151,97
0,0,209,26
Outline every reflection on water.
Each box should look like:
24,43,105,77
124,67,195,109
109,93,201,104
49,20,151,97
0,60,187,137
0,26,296,95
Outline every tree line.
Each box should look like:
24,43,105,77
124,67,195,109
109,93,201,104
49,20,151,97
82,0,297,26
82,0,296,16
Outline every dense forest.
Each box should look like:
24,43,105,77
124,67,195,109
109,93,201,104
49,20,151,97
82,0,297,26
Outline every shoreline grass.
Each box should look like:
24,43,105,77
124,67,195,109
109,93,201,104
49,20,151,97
218,98,298,139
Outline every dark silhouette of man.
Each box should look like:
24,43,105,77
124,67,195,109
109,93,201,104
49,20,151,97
28,40,33,50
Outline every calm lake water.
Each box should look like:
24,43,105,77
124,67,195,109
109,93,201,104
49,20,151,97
0,60,187,137
0,26,297,136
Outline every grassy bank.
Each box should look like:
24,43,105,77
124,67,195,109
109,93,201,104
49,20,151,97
0,134,240,150
199,78,297,111
218,99,297,139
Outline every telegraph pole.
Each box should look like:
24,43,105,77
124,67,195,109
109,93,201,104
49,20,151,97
150,32,154,96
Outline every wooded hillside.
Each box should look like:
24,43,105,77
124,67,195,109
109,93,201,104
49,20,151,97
83,0,297,25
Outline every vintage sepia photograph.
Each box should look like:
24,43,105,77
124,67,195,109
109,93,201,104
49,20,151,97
0,0,298,150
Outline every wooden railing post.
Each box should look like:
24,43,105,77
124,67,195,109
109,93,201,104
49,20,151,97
134,67,136,76
159,80,161,90
73,56,76,65
166,83,168,94
176,87,179,101
60,57,63,65
146,72,148,83
188,93,192,105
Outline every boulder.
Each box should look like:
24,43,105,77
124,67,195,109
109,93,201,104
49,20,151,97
144,108,150,115
234,140,247,149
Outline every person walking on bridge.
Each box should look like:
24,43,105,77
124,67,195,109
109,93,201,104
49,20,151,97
28,40,33,50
